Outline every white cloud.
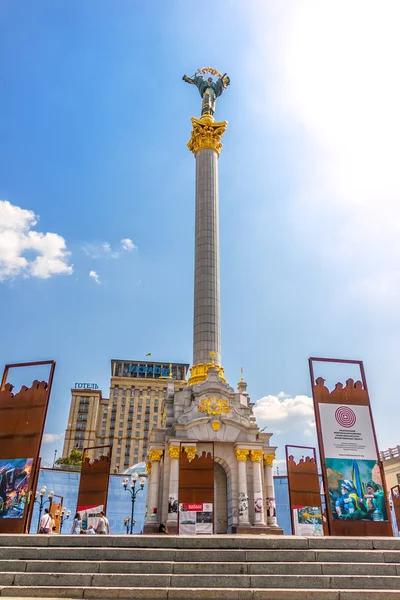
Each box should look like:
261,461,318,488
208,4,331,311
42,433,63,444
244,1,400,308
121,238,137,251
89,270,101,284
0,200,73,282
83,242,119,259
254,392,316,438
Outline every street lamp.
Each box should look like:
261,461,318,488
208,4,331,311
35,487,55,533
122,473,145,534
55,507,71,534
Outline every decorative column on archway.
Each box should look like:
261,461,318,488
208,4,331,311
264,453,278,527
145,449,163,528
167,445,180,532
251,450,266,526
235,448,250,527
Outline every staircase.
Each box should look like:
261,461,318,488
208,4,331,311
1,534,400,599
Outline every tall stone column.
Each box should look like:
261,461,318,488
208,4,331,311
264,453,278,527
145,449,163,529
251,450,266,526
166,445,180,533
187,115,228,386
235,448,251,527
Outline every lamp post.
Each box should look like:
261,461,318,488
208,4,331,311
55,507,71,534
35,487,55,533
122,473,145,534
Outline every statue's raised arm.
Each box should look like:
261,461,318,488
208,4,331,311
183,74,196,85
183,67,230,118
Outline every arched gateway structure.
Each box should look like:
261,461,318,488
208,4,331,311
144,69,282,534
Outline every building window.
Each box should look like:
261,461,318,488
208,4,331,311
116,457,120,463
119,422,124,427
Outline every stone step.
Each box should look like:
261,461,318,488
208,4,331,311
0,535,399,551
1,560,400,576
1,572,400,590
1,546,400,563
2,587,400,599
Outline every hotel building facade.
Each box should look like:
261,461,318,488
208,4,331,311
62,359,189,472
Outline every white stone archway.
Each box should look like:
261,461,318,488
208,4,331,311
214,456,233,533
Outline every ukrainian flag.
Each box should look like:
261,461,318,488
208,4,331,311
145,353,151,357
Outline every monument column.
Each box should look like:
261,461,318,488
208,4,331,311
251,450,266,526
166,445,180,533
235,448,251,528
264,453,278,527
186,115,228,383
145,449,163,530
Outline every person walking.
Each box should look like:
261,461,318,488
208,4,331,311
96,511,110,535
49,512,56,534
70,512,82,535
39,508,52,534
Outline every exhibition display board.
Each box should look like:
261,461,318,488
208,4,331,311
76,445,112,531
0,361,55,533
391,485,400,535
285,445,324,536
309,357,392,537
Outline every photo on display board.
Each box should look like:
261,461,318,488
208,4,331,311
168,494,178,513
325,458,387,522
78,504,104,530
0,458,33,519
196,511,212,523
293,506,323,536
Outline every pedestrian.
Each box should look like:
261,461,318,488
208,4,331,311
49,512,56,534
39,508,52,534
70,512,82,535
159,522,169,534
96,511,110,535
86,524,96,535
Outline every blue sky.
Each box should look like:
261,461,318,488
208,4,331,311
1,1,400,469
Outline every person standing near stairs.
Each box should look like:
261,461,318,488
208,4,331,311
96,511,110,534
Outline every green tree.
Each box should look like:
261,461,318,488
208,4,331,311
56,448,83,465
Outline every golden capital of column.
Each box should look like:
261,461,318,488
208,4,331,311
187,115,228,157
184,446,197,461
168,446,180,459
235,448,249,461
148,449,163,462
188,362,226,386
250,450,263,462
263,453,275,466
